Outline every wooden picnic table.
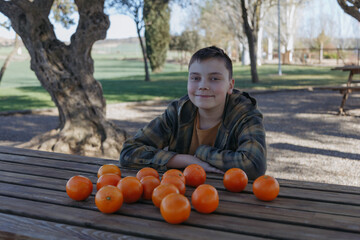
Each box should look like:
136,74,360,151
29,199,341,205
329,65,360,114
0,145,359,239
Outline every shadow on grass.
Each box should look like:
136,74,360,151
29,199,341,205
0,92,54,112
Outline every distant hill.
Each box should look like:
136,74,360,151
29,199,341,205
0,37,16,47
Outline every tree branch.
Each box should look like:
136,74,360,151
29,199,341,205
0,0,18,19
337,0,360,21
71,0,109,54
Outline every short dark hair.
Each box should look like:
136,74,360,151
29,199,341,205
188,46,233,80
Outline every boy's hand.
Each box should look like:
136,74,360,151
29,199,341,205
166,154,224,174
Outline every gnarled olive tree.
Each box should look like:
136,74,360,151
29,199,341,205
0,0,126,159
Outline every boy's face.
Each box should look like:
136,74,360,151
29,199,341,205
187,58,235,115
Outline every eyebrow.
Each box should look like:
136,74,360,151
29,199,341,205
208,72,223,76
189,72,223,75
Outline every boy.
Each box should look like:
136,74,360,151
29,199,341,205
120,46,266,179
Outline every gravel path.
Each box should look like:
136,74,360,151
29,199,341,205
1,89,359,186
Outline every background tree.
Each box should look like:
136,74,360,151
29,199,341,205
0,19,18,85
0,33,19,85
0,0,126,159
264,0,306,63
109,0,150,81
199,1,236,49
144,0,171,73
337,0,360,21
169,30,201,69
240,0,263,83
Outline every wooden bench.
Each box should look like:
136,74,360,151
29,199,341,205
328,66,360,115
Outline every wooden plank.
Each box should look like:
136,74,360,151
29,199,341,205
314,86,360,91
1,189,360,240
0,146,114,165
0,196,264,240
0,213,144,240
2,146,359,194
1,146,360,196
185,187,360,218
331,66,360,72
0,152,103,174
2,153,359,207
1,182,359,235
205,174,360,195
275,179,360,195
0,231,40,240
206,178,360,206
0,152,139,178
2,159,360,216
0,161,95,181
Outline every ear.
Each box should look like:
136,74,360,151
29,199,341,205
227,78,235,94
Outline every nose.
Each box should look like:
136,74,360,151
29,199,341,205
198,79,209,90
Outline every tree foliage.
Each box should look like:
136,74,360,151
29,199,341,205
51,0,77,28
170,30,201,53
144,0,171,73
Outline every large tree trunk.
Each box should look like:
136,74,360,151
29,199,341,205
241,0,260,83
0,0,126,159
0,34,20,84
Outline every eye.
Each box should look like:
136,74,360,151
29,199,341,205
190,76,201,81
211,77,220,81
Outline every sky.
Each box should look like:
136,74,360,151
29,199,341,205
0,3,187,41
0,0,358,42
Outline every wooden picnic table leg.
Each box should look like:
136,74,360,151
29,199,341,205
339,70,354,115
339,90,349,115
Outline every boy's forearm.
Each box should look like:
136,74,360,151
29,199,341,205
166,154,224,173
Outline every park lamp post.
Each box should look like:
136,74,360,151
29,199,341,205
278,0,282,75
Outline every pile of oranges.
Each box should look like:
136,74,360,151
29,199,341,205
66,164,280,224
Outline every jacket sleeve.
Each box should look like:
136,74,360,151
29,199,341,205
119,102,178,171
194,108,266,180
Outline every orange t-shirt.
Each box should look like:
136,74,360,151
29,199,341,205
188,112,221,155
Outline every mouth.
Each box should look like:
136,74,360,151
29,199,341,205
195,94,214,98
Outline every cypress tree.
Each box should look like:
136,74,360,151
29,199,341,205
144,0,170,73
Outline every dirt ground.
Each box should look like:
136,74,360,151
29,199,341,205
1,89,359,187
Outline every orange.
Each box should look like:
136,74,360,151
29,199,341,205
161,174,186,195
96,173,121,191
223,168,248,192
140,175,161,200
117,176,143,203
160,193,191,224
136,167,159,180
252,175,280,201
191,184,219,214
152,183,179,208
162,169,186,183
183,164,206,187
95,185,123,214
97,164,121,178
66,175,93,201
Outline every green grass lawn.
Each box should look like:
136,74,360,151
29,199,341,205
0,46,357,112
